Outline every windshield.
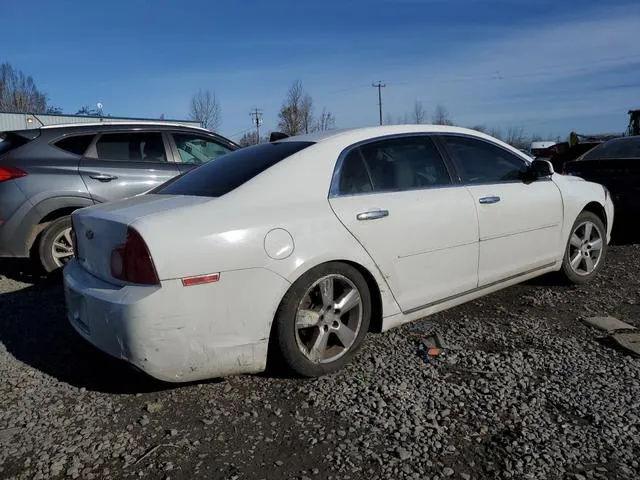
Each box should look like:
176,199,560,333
583,137,640,160
154,141,314,197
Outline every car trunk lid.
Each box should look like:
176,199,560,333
72,194,212,283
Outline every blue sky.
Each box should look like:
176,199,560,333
2,0,639,141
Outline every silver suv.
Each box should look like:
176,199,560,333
0,122,238,272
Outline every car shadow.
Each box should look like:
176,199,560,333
0,278,196,394
0,258,51,284
610,222,640,246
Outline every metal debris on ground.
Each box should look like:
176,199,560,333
582,316,637,333
416,331,447,363
610,332,640,356
582,316,640,357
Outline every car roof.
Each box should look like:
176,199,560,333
281,124,497,144
40,121,210,132
279,124,530,160
22,121,240,147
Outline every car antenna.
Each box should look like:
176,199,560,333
269,132,289,142
27,112,45,128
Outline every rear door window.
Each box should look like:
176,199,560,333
54,135,95,156
155,141,313,197
93,132,168,162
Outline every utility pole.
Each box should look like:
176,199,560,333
250,108,263,144
372,81,386,125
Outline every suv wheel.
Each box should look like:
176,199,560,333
38,216,74,272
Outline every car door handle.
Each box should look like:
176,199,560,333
89,174,118,182
356,209,389,221
479,196,501,204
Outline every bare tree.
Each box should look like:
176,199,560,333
238,131,260,146
76,105,103,116
189,89,221,131
470,125,488,133
314,108,336,132
301,94,314,134
412,101,426,124
432,104,454,125
504,126,528,149
384,112,394,126
0,62,50,113
278,80,306,135
489,128,503,140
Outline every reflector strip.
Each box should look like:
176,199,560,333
181,273,220,287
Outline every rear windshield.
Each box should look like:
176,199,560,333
154,141,314,197
583,137,640,160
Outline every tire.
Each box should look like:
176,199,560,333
38,216,74,273
560,211,607,284
273,262,372,377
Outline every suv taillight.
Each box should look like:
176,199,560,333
110,227,159,285
0,167,27,182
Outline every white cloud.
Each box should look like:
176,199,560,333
353,5,640,133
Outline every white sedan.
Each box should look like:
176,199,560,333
63,125,614,382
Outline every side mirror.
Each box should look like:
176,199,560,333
530,159,554,179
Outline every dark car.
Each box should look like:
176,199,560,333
0,122,238,272
563,136,640,216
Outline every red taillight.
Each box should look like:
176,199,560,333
110,228,159,285
0,167,27,182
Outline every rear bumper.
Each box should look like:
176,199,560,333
63,260,291,382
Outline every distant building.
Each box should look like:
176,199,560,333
0,111,201,132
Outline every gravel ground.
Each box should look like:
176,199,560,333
1,240,640,480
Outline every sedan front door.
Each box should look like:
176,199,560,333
441,134,563,286
80,131,179,203
329,135,479,314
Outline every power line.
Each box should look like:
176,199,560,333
249,108,263,144
372,81,386,125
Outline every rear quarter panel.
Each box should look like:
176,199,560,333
133,196,402,320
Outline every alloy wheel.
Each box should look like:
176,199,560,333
294,274,363,364
51,227,74,268
567,220,603,276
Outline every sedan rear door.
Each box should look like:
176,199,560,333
329,134,479,314
79,131,179,203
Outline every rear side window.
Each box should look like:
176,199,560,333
54,135,95,156
336,136,451,195
94,132,167,162
155,141,314,197
0,133,30,157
